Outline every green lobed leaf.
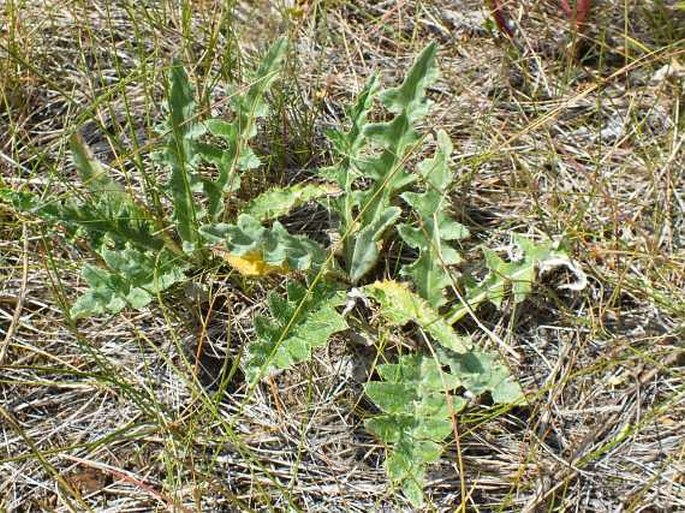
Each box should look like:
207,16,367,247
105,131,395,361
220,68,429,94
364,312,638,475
364,353,468,507
4,139,165,253
436,348,525,405
157,39,288,238
398,130,469,307
69,135,164,251
320,75,380,184
199,38,288,219
320,75,381,240
363,280,471,353
446,235,573,324
242,183,338,222
200,214,327,274
70,245,188,318
332,74,381,159
4,137,187,319
379,43,439,116
244,282,348,383
364,347,523,505
355,42,439,223
321,43,440,283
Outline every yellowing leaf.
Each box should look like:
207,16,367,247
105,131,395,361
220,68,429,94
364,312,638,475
243,183,340,222
364,280,471,353
202,215,326,276
216,249,289,276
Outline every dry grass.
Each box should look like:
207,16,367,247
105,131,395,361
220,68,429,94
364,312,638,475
1,0,684,511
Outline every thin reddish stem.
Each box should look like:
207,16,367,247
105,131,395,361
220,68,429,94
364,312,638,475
560,0,591,27
486,0,515,38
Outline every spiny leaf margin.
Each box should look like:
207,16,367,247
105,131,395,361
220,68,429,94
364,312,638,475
200,214,327,276
363,280,471,353
244,282,348,384
398,130,469,308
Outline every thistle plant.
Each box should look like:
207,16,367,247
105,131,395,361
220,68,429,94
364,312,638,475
1,39,583,507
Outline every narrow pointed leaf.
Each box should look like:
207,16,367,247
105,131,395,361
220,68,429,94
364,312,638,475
160,61,203,250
